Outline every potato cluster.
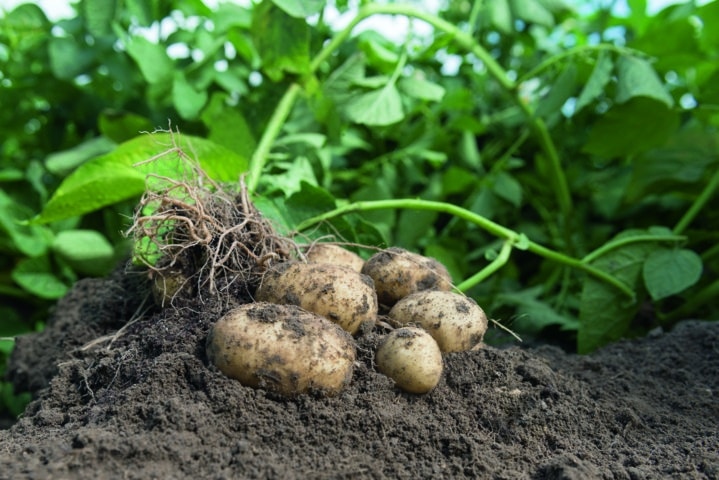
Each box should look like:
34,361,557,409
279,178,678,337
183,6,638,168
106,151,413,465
206,245,489,397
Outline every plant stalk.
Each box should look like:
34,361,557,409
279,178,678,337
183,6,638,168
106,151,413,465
295,198,635,299
673,166,719,235
456,239,513,291
246,83,302,193
582,233,687,264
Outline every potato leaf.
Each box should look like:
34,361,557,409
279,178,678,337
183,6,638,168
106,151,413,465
45,136,116,176
0,191,51,257
98,111,155,143
492,171,523,207
126,36,174,84
577,228,682,352
535,63,577,120
615,56,674,107
510,0,554,27
82,0,116,36
173,73,208,120
643,248,703,300
34,160,146,224
252,1,310,81
498,287,579,334
360,34,400,73
48,36,95,80
270,0,324,18
344,84,404,126
201,94,257,159
578,241,651,353
35,133,248,224
51,230,115,276
488,0,513,33
583,97,680,158
574,52,613,114
398,77,446,102
11,255,70,300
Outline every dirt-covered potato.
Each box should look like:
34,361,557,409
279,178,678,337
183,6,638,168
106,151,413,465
151,269,192,307
304,243,364,272
388,290,488,352
361,247,452,307
376,327,443,394
255,262,378,334
206,302,356,396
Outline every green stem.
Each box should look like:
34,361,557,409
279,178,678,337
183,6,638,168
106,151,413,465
518,44,647,84
673,166,719,235
660,278,719,325
582,234,687,264
457,239,513,291
467,0,483,36
246,83,302,193
295,198,635,299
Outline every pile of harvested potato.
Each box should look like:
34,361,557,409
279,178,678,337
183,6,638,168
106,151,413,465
204,244,489,397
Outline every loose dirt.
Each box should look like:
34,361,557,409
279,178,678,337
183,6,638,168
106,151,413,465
1,266,717,479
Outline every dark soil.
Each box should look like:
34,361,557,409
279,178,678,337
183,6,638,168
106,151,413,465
1,266,717,479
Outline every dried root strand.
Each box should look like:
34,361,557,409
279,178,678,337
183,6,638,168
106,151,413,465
126,131,296,304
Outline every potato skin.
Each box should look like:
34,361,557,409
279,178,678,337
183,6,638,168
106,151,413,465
304,244,364,272
151,270,192,308
376,327,443,394
206,302,356,396
255,262,378,334
361,247,452,307
389,290,488,352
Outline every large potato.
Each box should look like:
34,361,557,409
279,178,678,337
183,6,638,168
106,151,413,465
255,262,378,334
388,290,488,352
304,243,364,272
206,302,356,396
361,247,452,307
376,327,443,394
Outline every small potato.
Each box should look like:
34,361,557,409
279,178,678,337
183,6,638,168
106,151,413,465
206,302,356,396
361,247,452,307
304,243,364,272
376,327,443,394
151,269,193,308
256,262,378,335
389,290,488,352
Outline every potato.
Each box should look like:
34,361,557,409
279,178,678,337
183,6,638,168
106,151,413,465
388,290,488,352
255,262,378,334
376,327,443,394
151,269,192,307
361,247,452,307
304,243,364,272
206,302,355,396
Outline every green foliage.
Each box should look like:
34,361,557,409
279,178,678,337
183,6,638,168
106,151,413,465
2,0,719,418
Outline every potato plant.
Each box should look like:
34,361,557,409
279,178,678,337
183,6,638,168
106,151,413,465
6,0,718,419
199,225,487,395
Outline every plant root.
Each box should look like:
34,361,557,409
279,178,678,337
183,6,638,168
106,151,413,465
126,129,297,305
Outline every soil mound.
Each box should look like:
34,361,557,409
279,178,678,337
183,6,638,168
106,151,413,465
1,267,717,479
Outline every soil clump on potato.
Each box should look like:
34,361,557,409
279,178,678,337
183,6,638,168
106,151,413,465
1,265,717,479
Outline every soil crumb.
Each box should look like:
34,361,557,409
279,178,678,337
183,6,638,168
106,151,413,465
1,266,717,479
